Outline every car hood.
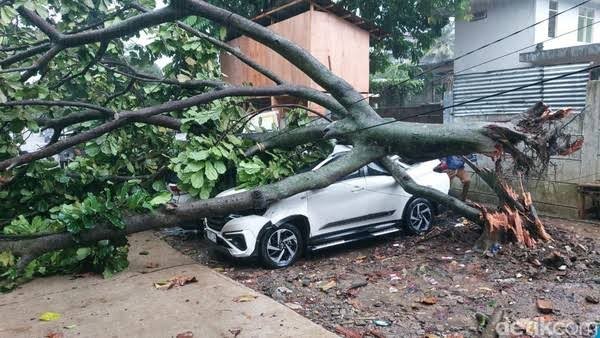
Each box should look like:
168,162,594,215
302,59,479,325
406,159,441,178
215,187,248,198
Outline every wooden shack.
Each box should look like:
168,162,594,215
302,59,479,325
220,0,382,122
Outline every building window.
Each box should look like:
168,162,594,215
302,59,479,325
578,7,594,42
548,0,558,38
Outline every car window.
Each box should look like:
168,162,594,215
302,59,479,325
366,161,390,177
321,152,362,181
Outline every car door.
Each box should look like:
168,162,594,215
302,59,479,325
362,161,411,222
306,162,371,236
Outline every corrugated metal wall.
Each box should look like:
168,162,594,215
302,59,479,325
453,63,589,117
449,66,593,219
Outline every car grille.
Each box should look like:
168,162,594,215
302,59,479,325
206,216,229,231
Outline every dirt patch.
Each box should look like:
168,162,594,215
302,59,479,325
160,214,600,337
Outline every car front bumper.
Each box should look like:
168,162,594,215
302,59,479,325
205,226,258,258
204,214,271,258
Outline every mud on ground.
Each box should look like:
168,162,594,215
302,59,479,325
161,214,600,337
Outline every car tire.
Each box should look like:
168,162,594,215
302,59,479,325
259,223,303,269
402,198,434,235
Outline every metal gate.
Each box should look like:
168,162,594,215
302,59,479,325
452,63,589,117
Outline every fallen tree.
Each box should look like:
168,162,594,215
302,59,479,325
0,0,583,283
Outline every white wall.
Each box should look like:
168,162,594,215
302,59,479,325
455,0,537,74
535,0,600,49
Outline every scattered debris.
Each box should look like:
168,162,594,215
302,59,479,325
348,280,368,290
139,250,150,255
475,312,489,331
176,331,193,338
162,213,600,337
543,251,567,269
276,286,293,294
233,295,258,303
489,243,502,256
145,262,160,269
585,295,599,304
285,302,303,310
228,329,242,337
536,299,554,314
319,280,337,292
420,296,438,305
45,332,64,338
368,328,387,338
372,319,391,327
335,325,362,338
63,325,76,330
39,312,61,322
154,276,197,290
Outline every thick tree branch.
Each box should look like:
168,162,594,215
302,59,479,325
0,43,50,68
2,99,115,115
16,7,61,41
0,145,385,265
244,122,329,156
101,58,227,90
0,84,344,170
380,156,482,223
19,4,186,48
130,3,284,86
19,45,62,81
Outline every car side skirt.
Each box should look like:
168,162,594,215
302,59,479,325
318,210,396,231
308,221,401,251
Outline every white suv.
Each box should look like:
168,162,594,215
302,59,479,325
205,145,450,268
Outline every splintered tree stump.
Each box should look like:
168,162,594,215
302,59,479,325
474,176,554,250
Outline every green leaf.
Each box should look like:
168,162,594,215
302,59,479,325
149,192,172,206
214,160,226,174
204,162,218,181
183,162,204,173
188,150,209,161
76,247,91,261
190,172,204,189
0,251,14,267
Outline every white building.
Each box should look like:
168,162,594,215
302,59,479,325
455,0,600,73
449,0,600,219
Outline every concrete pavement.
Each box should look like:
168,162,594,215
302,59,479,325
0,231,336,338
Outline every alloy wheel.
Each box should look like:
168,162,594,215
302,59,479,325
266,228,299,266
409,202,432,232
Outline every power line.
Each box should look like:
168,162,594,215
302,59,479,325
412,0,592,82
450,19,600,79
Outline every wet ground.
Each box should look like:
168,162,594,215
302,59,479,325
161,214,600,337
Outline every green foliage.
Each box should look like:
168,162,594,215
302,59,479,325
370,62,425,105
0,0,329,290
237,109,333,188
